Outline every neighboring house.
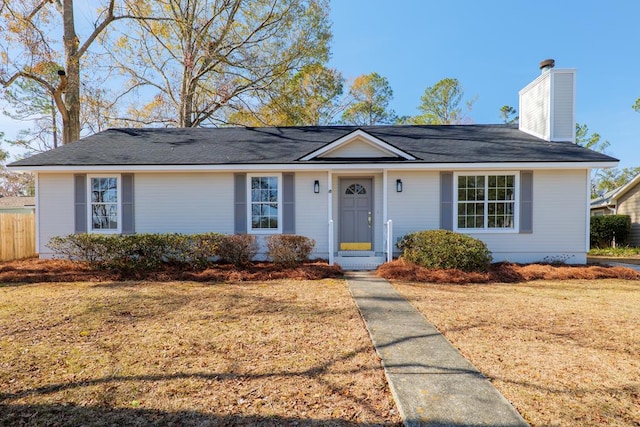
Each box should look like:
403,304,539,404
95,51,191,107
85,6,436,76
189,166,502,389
590,174,640,246
0,196,36,214
9,62,618,268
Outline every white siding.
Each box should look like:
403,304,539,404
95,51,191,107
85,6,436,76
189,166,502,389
294,172,329,258
551,71,575,141
38,173,75,257
387,171,440,246
135,172,234,234
35,168,591,264
519,72,551,140
385,169,589,264
466,169,588,264
519,68,576,143
319,137,394,158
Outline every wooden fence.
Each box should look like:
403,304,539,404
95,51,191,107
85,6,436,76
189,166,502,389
0,213,36,261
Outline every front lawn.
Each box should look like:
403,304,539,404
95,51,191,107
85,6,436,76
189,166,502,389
0,279,401,426
393,279,640,427
589,247,640,256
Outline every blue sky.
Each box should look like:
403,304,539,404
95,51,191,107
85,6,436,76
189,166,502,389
328,0,640,168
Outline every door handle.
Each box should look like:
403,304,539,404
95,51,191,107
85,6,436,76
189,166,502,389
368,212,372,228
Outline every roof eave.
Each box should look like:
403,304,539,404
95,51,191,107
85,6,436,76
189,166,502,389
9,160,620,173
609,172,640,202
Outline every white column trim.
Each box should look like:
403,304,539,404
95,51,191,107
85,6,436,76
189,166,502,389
382,170,388,224
327,170,333,264
35,172,40,254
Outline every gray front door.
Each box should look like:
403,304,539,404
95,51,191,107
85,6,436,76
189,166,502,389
340,178,373,251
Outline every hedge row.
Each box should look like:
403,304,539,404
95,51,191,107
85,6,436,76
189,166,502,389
590,215,631,248
47,233,315,270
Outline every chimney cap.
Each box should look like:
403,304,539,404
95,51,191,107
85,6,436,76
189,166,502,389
539,59,555,71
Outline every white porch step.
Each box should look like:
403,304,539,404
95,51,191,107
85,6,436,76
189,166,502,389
335,256,386,271
338,250,375,257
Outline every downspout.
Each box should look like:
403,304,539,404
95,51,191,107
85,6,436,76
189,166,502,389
585,168,591,255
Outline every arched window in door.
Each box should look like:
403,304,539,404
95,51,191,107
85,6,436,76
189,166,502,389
345,184,366,195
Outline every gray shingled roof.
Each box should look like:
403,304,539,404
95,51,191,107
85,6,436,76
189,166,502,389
590,187,619,208
9,125,618,167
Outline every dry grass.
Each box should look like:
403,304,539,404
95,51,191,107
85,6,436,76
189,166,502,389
393,279,640,426
0,279,401,426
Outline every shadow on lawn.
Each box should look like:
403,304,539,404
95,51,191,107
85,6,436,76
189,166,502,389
0,403,400,426
0,344,400,426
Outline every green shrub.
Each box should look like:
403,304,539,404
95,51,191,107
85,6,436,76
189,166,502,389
187,233,224,267
216,234,258,267
47,234,110,264
590,215,631,248
397,230,493,272
266,235,315,267
159,233,223,268
46,233,223,270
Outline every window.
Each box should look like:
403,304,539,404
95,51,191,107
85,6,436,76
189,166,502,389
89,176,120,233
249,175,281,232
455,173,517,231
345,183,366,195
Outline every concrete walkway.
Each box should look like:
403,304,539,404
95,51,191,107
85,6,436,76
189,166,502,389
587,256,640,271
604,262,640,271
587,258,640,272
346,271,529,427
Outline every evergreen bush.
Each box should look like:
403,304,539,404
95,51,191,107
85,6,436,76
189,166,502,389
216,234,258,267
397,229,493,272
266,235,315,267
590,215,631,248
47,233,223,270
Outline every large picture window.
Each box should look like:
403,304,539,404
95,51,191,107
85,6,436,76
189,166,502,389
89,176,120,232
456,173,517,231
249,175,280,231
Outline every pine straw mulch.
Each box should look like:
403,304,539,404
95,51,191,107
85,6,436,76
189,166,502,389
377,258,640,283
0,258,343,284
2,258,639,285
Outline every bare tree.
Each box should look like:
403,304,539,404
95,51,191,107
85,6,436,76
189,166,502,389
104,0,331,127
0,0,147,144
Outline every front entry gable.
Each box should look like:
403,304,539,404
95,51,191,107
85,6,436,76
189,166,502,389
299,129,416,161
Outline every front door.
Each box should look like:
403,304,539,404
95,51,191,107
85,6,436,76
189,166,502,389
340,178,373,251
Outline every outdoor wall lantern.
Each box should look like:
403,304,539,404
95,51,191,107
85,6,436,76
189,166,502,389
396,179,403,192
314,180,320,193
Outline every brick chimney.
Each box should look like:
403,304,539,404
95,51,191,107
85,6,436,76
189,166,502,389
519,59,576,143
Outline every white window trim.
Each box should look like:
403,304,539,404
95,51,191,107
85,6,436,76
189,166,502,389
247,173,282,234
453,171,520,234
87,174,122,234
